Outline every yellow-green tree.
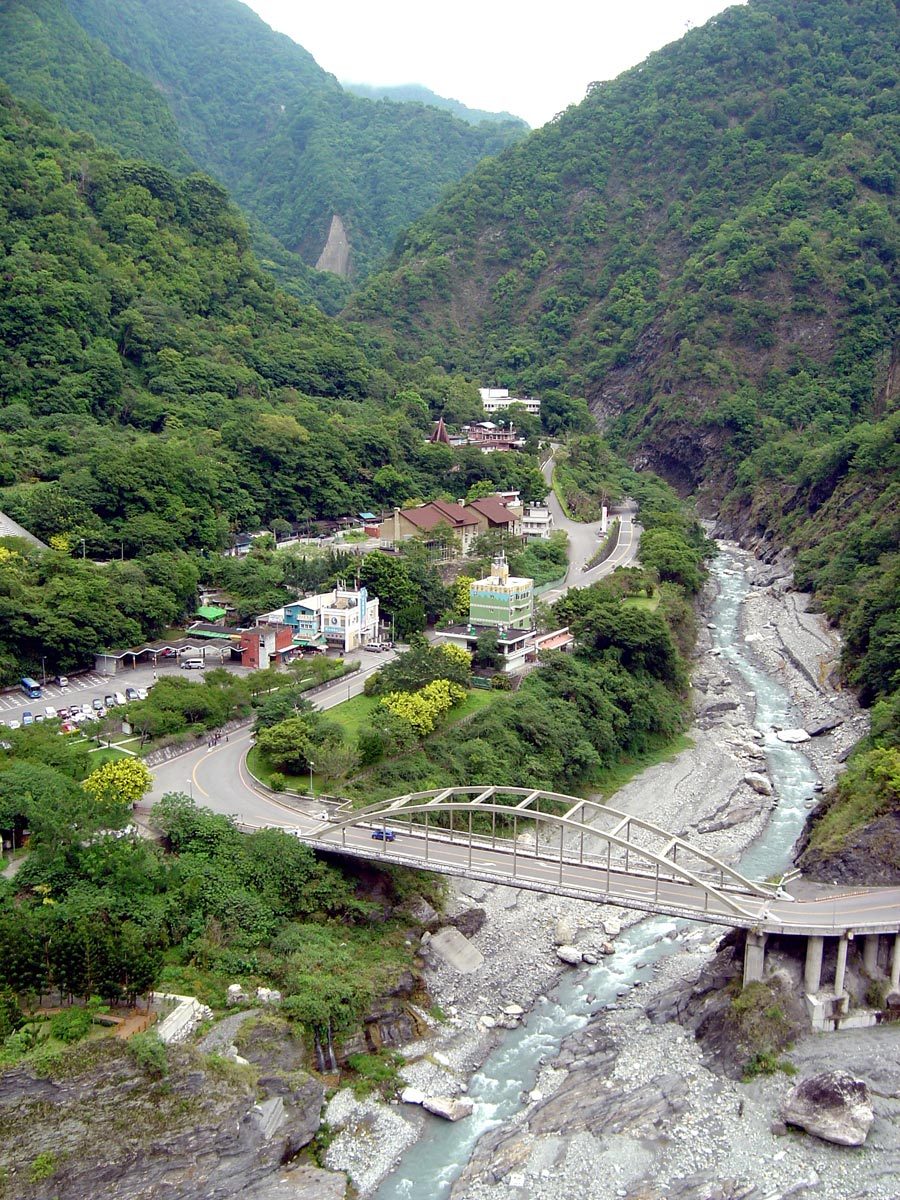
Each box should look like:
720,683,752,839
82,758,153,809
450,575,475,621
439,642,472,670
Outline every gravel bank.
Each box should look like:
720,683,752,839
327,542,895,1200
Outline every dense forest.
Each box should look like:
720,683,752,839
0,0,525,280
0,88,546,550
349,0,899,844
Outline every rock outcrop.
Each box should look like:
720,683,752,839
781,1071,874,1146
0,1031,331,1199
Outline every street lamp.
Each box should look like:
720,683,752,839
308,762,315,797
79,538,86,560
41,656,46,685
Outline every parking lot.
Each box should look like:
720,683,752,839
0,646,391,728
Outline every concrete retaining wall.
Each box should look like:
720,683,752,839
151,992,213,1044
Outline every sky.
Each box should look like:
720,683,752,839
243,0,744,128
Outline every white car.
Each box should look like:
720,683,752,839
7,720,20,730
137,687,148,700
44,706,57,719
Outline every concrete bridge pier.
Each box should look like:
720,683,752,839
891,932,900,995
863,933,880,976
804,935,824,994
833,934,850,998
743,931,767,986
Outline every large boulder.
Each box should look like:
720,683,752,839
781,1071,874,1146
556,945,582,966
422,1095,474,1121
447,907,487,938
553,916,577,946
744,772,773,796
776,727,811,744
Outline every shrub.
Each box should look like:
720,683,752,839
50,1005,94,1045
28,1153,56,1183
347,1050,405,1098
127,1032,168,1078
269,772,286,793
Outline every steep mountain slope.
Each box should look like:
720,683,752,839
343,83,528,129
46,0,525,277
0,0,348,311
0,86,541,562
0,0,191,172
348,0,899,866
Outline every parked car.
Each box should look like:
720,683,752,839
44,706,57,719
104,694,116,708
60,721,78,734
125,686,139,701
180,658,204,670
22,712,34,726
56,706,70,720
92,697,104,711
7,719,20,730
364,643,383,652
371,829,396,842
136,687,148,701
55,675,69,687
114,692,126,706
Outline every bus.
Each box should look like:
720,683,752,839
20,677,42,699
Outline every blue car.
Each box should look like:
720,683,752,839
371,829,396,842
21,711,34,726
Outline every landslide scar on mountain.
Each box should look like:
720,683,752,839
316,214,351,277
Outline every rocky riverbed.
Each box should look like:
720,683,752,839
323,543,899,1200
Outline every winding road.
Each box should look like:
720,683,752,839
140,466,900,943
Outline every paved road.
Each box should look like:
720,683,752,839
539,448,640,604
146,650,395,809
140,461,900,939
142,733,900,936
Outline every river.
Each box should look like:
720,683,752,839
373,547,819,1200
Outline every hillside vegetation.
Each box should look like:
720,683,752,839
24,0,525,278
349,0,898,866
344,83,528,129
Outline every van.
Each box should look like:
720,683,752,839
114,692,127,706
180,658,204,670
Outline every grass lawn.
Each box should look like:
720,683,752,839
248,686,503,794
622,594,660,612
86,746,132,766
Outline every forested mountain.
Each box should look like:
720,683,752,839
350,0,898,713
1,0,525,280
347,0,898,865
0,87,543,560
344,83,528,129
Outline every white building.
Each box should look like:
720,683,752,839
479,387,541,416
259,585,380,653
521,505,554,540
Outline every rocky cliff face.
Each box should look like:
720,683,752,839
795,809,900,886
0,1029,334,1200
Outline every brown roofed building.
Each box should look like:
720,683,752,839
379,500,480,557
466,495,522,536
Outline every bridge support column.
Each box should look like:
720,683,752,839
863,934,880,976
804,936,824,994
743,931,767,987
890,933,900,994
834,934,850,998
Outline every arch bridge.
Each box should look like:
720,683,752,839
302,786,900,1007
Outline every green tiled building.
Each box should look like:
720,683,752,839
469,556,534,630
